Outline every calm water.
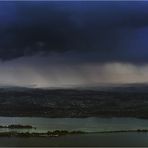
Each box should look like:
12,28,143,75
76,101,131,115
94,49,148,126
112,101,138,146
0,133,148,146
0,117,148,132
0,117,148,146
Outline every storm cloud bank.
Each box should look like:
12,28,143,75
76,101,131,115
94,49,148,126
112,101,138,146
0,1,148,62
0,1,148,87
0,55,148,88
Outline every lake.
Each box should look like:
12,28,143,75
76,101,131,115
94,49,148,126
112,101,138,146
0,133,148,146
0,117,148,132
0,117,148,146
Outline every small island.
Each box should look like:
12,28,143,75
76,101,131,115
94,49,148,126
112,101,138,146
0,124,35,129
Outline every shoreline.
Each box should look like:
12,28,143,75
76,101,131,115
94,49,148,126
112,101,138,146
0,114,147,120
0,130,85,137
0,129,147,138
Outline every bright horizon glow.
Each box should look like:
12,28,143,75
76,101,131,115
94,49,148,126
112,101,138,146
0,55,147,88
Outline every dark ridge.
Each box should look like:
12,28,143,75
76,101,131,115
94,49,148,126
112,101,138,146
0,86,147,118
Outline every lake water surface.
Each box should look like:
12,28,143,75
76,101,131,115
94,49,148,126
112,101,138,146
0,117,148,132
0,117,148,146
1,132,148,147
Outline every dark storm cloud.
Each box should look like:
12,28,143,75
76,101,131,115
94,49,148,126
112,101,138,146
0,1,148,62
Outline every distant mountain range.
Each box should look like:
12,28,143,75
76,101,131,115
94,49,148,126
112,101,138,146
0,83,147,118
0,83,148,93
75,83,148,92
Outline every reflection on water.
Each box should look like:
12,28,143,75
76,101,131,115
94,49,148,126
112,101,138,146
0,117,148,146
0,133,148,147
0,117,148,133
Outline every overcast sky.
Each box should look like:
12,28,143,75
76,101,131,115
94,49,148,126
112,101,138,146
0,1,148,87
